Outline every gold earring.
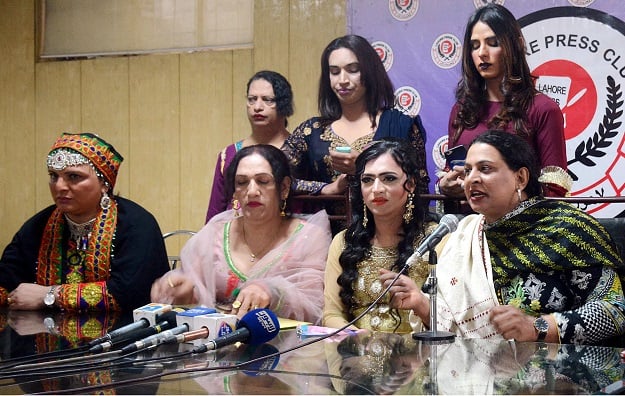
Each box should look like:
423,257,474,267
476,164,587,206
517,188,522,202
232,198,241,217
403,192,414,224
280,199,287,217
362,205,369,228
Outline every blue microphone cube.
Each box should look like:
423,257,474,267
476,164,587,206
175,306,217,332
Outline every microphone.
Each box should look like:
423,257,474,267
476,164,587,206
120,323,189,354
88,303,173,347
88,311,178,353
192,308,280,354
163,328,210,345
406,214,459,267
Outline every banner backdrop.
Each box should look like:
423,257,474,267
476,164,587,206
347,0,625,217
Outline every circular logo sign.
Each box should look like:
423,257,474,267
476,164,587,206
567,0,595,6
472,0,505,8
521,7,625,217
431,33,462,69
388,0,419,22
372,41,394,72
394,86,422,117
432,135,449,172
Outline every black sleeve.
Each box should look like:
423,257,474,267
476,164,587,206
106,198,170,311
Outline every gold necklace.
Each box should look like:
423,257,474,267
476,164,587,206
241,224,276,262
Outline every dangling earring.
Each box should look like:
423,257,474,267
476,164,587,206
362,205,369,228
232,198,241,217
100,191,111,210
280,199,287,217
403,192,415,224
517,188,522,202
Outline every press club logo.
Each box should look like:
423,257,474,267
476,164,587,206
388,0,419,22
520,7,625,217
372,41,394,72
394,86,422,117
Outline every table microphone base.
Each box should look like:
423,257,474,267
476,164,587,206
412,330,455,344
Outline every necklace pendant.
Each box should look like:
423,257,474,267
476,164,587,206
79,235,89,251
250,253,256,262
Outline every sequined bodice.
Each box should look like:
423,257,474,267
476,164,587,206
353,246,428,333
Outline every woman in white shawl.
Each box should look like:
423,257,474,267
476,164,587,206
381,130,625,345
151,145,332,323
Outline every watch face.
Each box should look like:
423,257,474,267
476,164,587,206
43,317,55,327
44,292,55,306
534,317,549,332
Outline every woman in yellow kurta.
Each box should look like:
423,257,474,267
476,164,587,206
323,139,434,333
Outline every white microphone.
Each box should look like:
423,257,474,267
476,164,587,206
192,308,280,354
88,311,178,353
87,304,172,347
406,214,459,267
120,323,189,354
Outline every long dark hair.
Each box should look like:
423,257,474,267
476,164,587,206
318,35,395,128
337,139,425,322
247,70,294,126
224,144,292,214
470,130,542,198
452,4,537,144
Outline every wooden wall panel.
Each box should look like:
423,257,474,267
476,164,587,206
0,0,36,248
0,0,346,251
254,0,290,76
34,61,82,209
232,50,254,142
127,55,180,234
80,57,131,196
179,50,236,231
288,0,346,127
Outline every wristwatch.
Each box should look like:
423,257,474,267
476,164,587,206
533,317,549,342
43,316,59,335
44,286,57,308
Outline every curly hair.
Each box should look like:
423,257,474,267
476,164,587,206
451,4,538,145
317,35,395,129
337,138,425,323
247,70,294,126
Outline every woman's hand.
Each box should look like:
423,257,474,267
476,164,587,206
230,283,271,319
150,272,196,305
438,165,466,198
320,174,349,195
379,269,429,321
7,283,51,310
329,150,359,175
489,305,556,342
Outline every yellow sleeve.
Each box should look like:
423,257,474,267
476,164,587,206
323,231,356,329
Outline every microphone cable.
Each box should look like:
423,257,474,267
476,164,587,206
30,271,408,395
0,344,91,372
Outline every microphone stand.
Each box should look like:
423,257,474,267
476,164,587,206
412,249,455,343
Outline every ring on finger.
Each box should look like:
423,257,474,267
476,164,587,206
167,277,175,288
232,300,242,309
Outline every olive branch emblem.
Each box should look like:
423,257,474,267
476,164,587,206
567,76,622,181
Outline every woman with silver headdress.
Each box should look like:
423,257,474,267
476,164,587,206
0,133,170,312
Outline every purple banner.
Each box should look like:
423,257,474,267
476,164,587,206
348,0,625,217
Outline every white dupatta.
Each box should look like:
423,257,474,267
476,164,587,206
433,214,503,339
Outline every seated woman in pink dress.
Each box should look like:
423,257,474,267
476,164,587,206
152,145,332,323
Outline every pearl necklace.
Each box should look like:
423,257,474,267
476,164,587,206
65,215,96,251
